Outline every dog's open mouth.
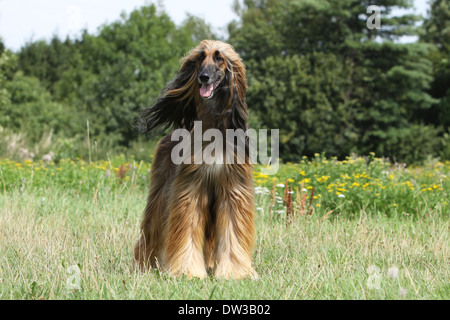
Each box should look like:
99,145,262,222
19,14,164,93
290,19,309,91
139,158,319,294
199,80,220,99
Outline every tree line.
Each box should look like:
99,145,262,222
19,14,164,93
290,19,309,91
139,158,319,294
0,0,448,163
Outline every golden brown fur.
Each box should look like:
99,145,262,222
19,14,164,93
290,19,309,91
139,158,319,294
134,40,257,279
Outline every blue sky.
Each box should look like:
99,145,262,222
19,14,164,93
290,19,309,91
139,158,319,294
0,0,430,51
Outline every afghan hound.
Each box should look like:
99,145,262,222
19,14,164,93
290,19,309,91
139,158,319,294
134,40,257,279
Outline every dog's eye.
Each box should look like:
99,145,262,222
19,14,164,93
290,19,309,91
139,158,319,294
198,52,206,61
214,51,223,62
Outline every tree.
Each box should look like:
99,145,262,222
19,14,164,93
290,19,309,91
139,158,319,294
0,47,76,144
0,48,14,110
247,52,358,159
229,0,422,59
17,4,215,147
420,0,450,129
229,0,438,163
422,0,450,53
350,42,438,162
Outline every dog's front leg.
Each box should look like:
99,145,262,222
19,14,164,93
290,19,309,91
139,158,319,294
162,168,209,279
213,168,258,280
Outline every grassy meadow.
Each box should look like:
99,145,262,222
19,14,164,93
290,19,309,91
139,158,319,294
0,155,448,299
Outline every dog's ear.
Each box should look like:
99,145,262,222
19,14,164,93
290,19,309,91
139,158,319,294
134,60,199,135
227,59,248,131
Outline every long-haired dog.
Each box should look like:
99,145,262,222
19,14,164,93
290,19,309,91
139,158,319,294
134,40,257,279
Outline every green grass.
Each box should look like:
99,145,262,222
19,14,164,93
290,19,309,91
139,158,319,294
0,155,448,299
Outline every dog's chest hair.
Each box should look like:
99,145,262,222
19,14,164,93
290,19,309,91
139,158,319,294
201,163,225,179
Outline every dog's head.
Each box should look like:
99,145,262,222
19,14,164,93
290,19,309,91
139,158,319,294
183,40,247,102
136,40,248,135
196,41,231,99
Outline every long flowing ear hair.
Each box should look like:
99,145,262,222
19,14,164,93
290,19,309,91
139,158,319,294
134,47,203,135
215,41,248,131
208,41,251,161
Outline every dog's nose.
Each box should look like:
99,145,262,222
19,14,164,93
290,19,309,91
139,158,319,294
199,73,210,83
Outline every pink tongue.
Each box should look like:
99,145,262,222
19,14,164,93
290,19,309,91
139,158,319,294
200,84,214,97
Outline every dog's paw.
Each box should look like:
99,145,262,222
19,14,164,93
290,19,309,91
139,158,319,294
214,265,258,280
167,266,208,279
184,268,208,279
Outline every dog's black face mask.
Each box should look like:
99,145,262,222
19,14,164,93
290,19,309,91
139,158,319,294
197,50,226,100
